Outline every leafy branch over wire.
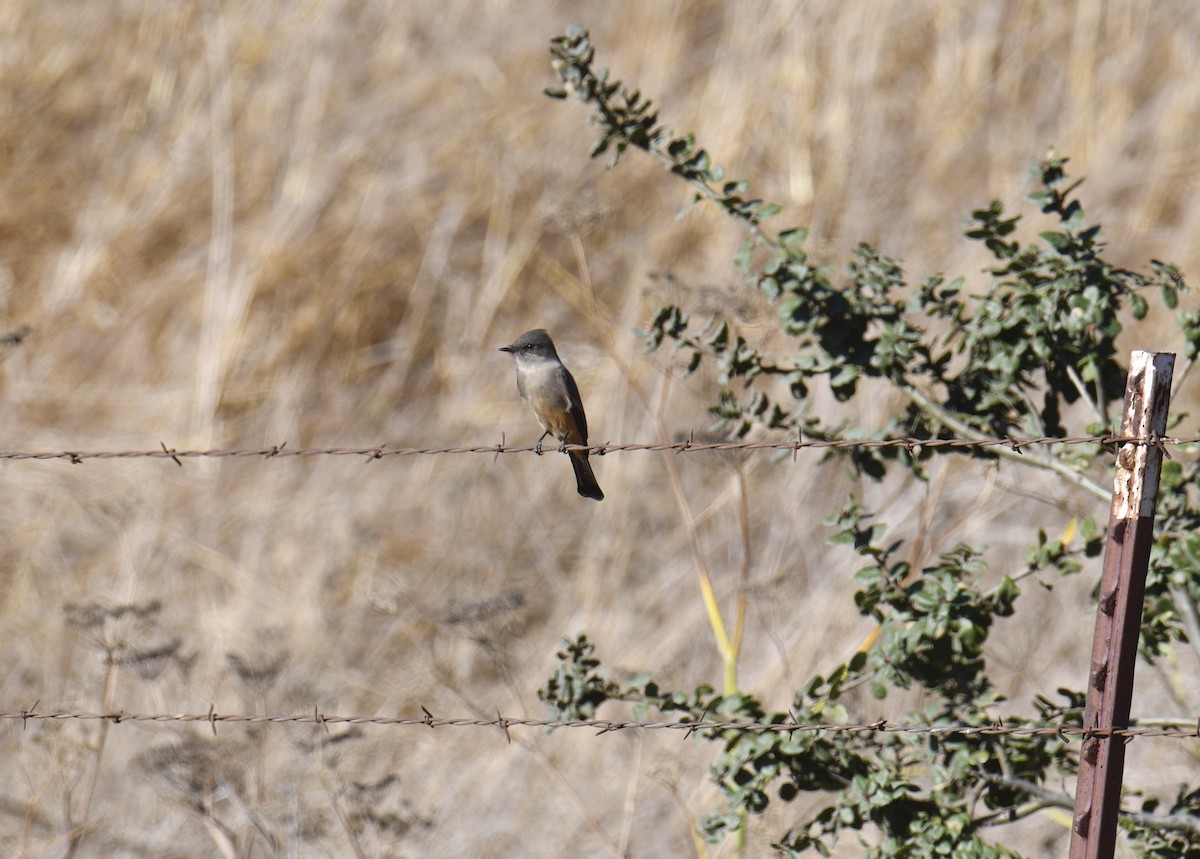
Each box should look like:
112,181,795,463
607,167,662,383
548,26,1189,500
545,24,1200,859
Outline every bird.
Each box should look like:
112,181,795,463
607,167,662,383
500,329,604,500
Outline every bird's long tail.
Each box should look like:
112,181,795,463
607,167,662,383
570,452,604,501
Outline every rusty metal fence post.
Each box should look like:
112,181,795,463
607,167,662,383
1069,350,1175,859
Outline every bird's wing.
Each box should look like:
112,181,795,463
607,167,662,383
560,367,589,443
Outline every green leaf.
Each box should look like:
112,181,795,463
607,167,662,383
779,227,808,247
1039,231,1069,251
734,238,756,272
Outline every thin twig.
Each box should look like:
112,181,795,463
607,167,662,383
900,384,1112,502
976,772,1200,838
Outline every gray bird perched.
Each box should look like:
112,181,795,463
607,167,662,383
500,329,603,500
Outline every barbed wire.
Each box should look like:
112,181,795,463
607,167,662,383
4,707,1199,741
0,434,1197,464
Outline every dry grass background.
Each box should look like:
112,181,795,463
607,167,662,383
1,1,1199,856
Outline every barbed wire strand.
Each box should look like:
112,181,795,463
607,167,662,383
0,434,1197,463
3,708,1199,741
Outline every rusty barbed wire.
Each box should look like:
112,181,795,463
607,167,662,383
3,707,1199,741
0,434,1197,464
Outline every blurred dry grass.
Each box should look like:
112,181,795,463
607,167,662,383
1,1,1199,856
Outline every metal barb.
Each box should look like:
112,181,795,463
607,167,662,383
160,442,183,467
22,699,39,731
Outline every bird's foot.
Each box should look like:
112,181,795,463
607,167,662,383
534,440,544,456
557,440,567,454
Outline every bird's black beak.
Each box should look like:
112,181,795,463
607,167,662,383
499,344,514,353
